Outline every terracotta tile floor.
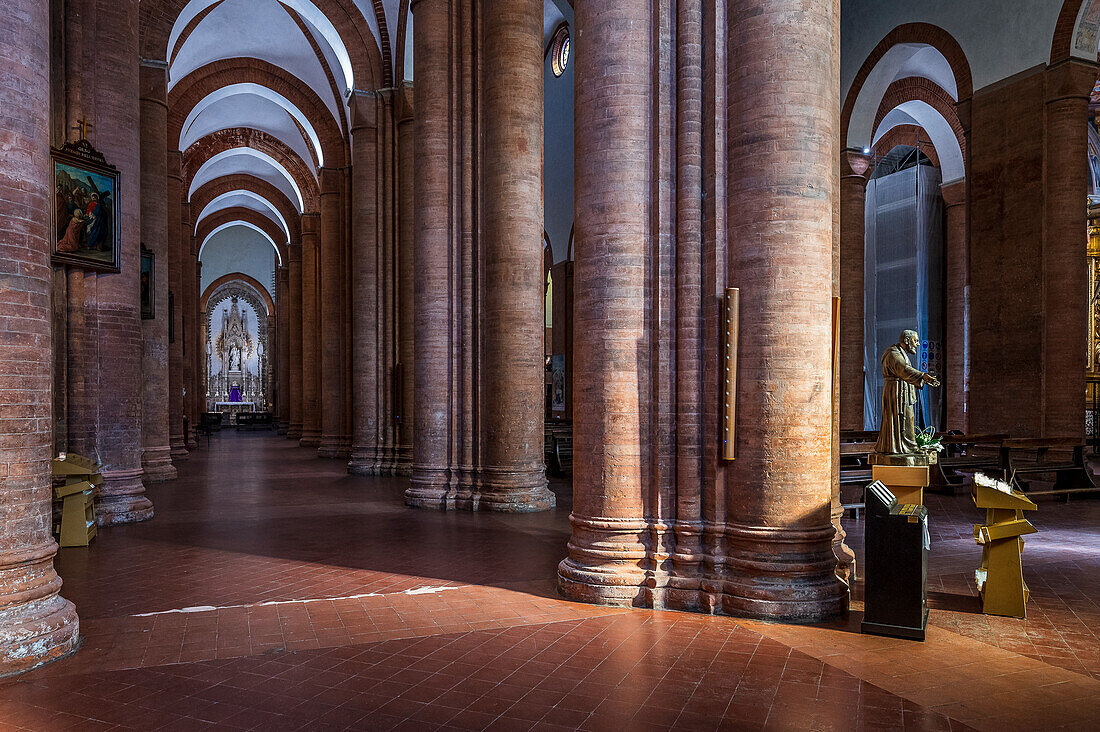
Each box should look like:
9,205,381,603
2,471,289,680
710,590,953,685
2,433,1098,730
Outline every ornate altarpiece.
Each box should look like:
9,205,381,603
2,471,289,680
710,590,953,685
204,281,270,412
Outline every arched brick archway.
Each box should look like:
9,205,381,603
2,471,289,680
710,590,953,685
169,58,347,168
201,272,275,315
183,128,320,212
873,78,967,164
1052,0,1100,64
842,23,973,148
140,0,384,91
190,174,304,242
197,207,291,265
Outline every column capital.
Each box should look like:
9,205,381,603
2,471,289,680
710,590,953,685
301,211,321,232
1045,57,1099,103
318,167,343,194
396,82,415,124
940,179,967,208
349,90,378,132
139,63,168,105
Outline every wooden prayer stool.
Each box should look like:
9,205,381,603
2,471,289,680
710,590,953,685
51,453,101,547
871,464,929,507
972,473,1037,618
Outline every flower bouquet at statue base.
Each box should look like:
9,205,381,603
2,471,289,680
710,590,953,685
915,427,944,465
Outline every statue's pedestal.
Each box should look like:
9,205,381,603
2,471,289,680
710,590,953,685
870,454,930,506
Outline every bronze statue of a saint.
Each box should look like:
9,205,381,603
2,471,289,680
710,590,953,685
873,330,939,460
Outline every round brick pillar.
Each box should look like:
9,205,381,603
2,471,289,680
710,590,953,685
558,1,652,604
275,266,290,434
349,93,381,475
839,150,871,432
299,213,322,448
0,0,80,674
95,0,153,525
722,0,845,621
166,150,188,458
941,180,968,433
408,0,454,507
287,241,304,439
478,0,554,512
139,63,176,482
1042,60,1092,439
395,89,415,475
318,169,348,458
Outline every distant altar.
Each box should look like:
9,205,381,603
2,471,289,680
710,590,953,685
205,295,267,412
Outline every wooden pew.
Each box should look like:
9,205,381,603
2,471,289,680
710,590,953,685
236,412,274,431
929,433,1009,495
1000,437,1098,500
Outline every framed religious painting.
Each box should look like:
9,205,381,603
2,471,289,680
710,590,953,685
50,139,121,272
140,245,155,319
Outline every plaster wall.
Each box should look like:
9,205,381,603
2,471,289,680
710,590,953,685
200,226,276,296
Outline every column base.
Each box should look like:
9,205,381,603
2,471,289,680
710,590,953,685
97,468,154,525
140,446,177,482
169,436,188,460
394,445,413,476
299,429,321,448
720,522,848,622
317,436,349,459
276,420,289,435
406,467,453,509
557,515,650,606
347,445,381,475
475,467,555,512
287,423,303,440
0,546,80,677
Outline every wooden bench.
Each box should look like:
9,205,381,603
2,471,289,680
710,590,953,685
839,442,875,517
929,433,1008,495
1001,437,1098,499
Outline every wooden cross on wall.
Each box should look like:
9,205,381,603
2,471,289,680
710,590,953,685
72,115,92,142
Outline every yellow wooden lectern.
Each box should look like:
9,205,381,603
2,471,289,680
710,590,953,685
872,464,929,507
51,453,101,547
972,473,1036,618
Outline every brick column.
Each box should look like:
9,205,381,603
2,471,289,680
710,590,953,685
1042,60,1093,438
287,240,303,439
840,149,872,431
0,0,80,674
723,0,845,621
478,0,554,512
941,180,968,432
166,150,187,458
395,85,415,475
138,62,176,482
96,0,153,524
318,168,348,457
186,242,200,447
408,0,454,507
349,92,381,475
558,1,652,603
275,266,290,433
670,0,705,607
299,213,322,447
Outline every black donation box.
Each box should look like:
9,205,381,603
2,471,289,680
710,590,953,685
861,480,929,641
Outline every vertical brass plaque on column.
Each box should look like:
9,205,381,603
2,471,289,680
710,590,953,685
722,288,739,461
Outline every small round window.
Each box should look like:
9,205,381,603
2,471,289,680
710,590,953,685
551,25,570,77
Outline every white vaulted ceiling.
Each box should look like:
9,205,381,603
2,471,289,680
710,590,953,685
189,148,305,212
162,0,410,284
